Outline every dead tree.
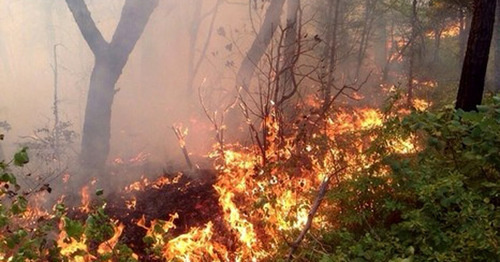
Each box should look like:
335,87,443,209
455,0,496,111
494,0,500,92
65,0,159,173
236,0,285,91
354,0,378,80
407,0,418,106
186,0,223,94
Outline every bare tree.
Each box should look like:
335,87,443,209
456,0,496,111
65,0,159,172
186,0,223,94
408,0,418,106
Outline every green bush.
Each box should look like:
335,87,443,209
318,96,500,261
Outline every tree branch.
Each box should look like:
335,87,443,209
110,0,159,63
287,167,347,261
65,0,108,55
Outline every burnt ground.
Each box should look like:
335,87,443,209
101,169,237,261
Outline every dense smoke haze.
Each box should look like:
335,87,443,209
0,0,499,261
1,0,497,188
0,0,252,165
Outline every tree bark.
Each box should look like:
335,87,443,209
236,0,285,90
494,0,500,92
456,0,496,111
408,0,418,106
66,0,159,172
355,0,377,80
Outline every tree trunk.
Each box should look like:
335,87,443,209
355,0,377,80
186,0,222,95
276,0,300,106
374,15,387,73
458,7,472,65
236,0,285,90
408,0,418,106
322,0,341,110
456,0,496,111
433,27,442,64
494,0,500,92
66,0,159,172
0,143,4,162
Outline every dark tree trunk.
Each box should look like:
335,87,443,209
236,0,285,90
456,0,496,111
66,0,159,172
494,0,500,92
0,143,4,162
458,7,472,65
408,0,418,106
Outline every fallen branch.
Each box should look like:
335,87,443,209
172,125,193,170
287,167,346,261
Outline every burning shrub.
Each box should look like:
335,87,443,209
315,96,500,261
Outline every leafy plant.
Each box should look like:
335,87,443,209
315,96,500,261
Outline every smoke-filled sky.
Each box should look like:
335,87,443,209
0,0,256,165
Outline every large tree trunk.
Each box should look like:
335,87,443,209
236,0,285,90
494,0,500,92
456,0,496,111
66,0,159,172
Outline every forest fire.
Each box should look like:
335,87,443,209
1,0,497,260
0,102,424,262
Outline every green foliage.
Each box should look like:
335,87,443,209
84,206,115,243
13,147,29,167
0,149,137,261
315,96,500,261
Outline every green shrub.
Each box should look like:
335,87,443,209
318,96,500,261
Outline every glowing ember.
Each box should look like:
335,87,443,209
124,176,150,192
125,196,137,209
79,185,91,213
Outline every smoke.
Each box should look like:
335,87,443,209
0,1,249,169
0,0,465,191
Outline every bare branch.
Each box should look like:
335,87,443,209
287,167,347,261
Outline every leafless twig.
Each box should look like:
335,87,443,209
172,125,193,170
287,166,346,261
